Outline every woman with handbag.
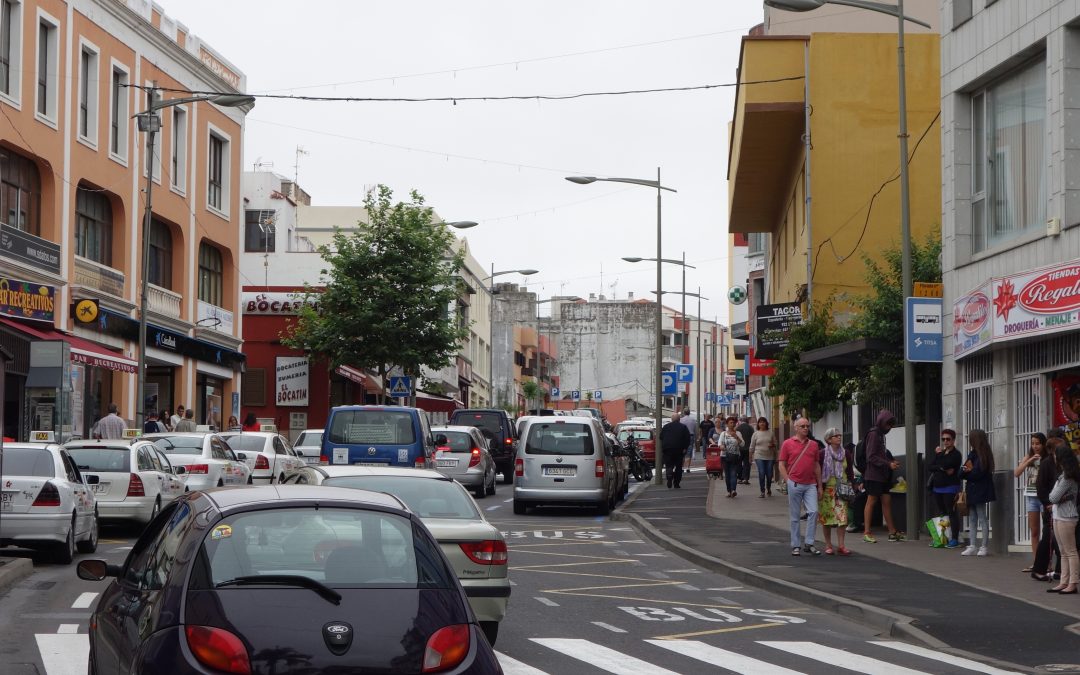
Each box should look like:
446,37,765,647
927,428,963,548
719,416,743,498
750,417,778,497
959,429,997,557
818,427,855,555
1048,442,1079,594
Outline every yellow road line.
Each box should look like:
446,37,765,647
543,580,685,592
653,622,786,640
508,551,633,562
511,560,637,570
509,541,613,548
508,569,673,582
544,590,742,609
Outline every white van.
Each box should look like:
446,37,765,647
513,417,620,515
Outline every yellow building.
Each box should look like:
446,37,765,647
728,32,940,312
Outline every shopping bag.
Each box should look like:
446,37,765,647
926,518,945,548
955,490,969,517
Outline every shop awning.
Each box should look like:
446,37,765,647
335,365,381,393
0,318,138,373
415,390,462,414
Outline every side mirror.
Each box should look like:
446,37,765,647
236,453,248,461
76,559,120,581
435,434,448,446
174,465,186,475
84,474,100,485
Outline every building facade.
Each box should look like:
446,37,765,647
0,0,248,439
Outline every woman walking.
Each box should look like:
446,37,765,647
719,416,743,498
1014,433,1048,570
959,429,996,557
750,417,777,497
819,428,854,555
1048,443,1079,594
927,428,963,549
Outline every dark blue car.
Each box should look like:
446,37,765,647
322,405,437,469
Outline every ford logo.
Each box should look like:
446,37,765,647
326,624,350,634
367,447,377,455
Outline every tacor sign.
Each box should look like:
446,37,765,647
275,356,309,406
243,292,319,315
991,258,1080,344
952,283,991,359
754,302,803,359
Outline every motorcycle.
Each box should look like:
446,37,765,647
623,436,653,483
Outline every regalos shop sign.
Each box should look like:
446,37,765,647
952,283,991,358
990,260,1080,343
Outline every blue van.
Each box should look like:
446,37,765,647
321,405,435,468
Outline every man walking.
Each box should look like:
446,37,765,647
680,409,698,472
661,412,692,488
862,409,904,543
175,408,197,432
736,415,755,485
779,418,823,556
698,414,716,458
93,404,126,439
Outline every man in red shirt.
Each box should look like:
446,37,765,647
779,418,823,556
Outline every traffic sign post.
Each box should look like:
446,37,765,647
661,372,677,396
550,387,561,399
905,297,943,363
676,364,694,383
389,376,412,398
571,390,581,402
593,390,602,401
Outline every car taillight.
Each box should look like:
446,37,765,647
504,437,513,446
459,540,508,565
515,458,523,477
127,473,145,497
415,456,426,468
185,625,251,675
319,454,329,465
468,448,481,468
254,455,269,470
436,445,450,453
32,481,61,507
188,464,209,474
422,624,470,673
595,460,605,478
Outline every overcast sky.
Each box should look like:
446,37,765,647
158,0,767,323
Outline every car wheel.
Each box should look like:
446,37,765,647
486,473,496,496
247,475,253,485
474,482,486,499
596,499,611,516
217,479,225,488
513,500,527,515
77,510,99,554
480,621,499,646
279,473,286,484
53,515,76,564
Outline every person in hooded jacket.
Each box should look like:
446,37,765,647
959,428,997,556
862,409,903,543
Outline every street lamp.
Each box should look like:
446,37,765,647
629,254,696,413
444,221,479,230
134,84,254,429
485,266,539,409
568,171,676,485
764,0,929,537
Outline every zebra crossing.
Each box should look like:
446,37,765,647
496,638,1021,675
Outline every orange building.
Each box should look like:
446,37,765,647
0,0,249,439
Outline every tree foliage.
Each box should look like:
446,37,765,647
765,299,850,420
521,379,541,412
281,185,470,395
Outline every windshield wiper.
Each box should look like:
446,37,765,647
215,574,342,605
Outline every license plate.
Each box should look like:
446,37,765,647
543,466,575,476
355,462,389,467
437,459,458,468
303,457,320,465
1,492,12,511
91,483,109,494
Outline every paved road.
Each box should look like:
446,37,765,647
0,482,1029,674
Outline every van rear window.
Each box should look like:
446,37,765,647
328,411,416,445
525,423,594,455
450,412,503,441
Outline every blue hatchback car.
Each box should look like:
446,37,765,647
321,405,436,468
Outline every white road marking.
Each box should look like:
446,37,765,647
761,641,930,675
35,634,89,675
647,571,670,578
509,580,517,586
496,651,550,675
635,553,666,557
644,516,671,520
608,527,632,531
707,586,746,591
678,584,700,591
57,624,79,634
534,596,560,607
591,621,627,633
666,569,702,573
503,498,514,503
71,592,98,609
531,639,679,675
870,641,1021,675
616,539,645,544
486,505,501,511
648,640,806,674
111,546,132,551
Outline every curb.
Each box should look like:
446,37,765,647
0,557,32,596
611,476,661,519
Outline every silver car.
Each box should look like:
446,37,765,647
0,443,99,563
431,425,497,499
65,440,185,524
513,417,620,515
218,431,305,484
293,428,324,464
144,433,250,490
282,465,510,645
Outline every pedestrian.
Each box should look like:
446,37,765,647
750,417,777,497
660,412,691,489
719,415,743,498
845,443,867,534
960,428,997,557
698,414,716,463
927,428,963,549
779,418,823,556
1015,432,1048,570
680,409,697,472
819,427,854,555
242,412,260,432
861,409,903,543
143,410,166,434
736,415,755,485
227,415,240,431
1033,437,1063,582
160,409,173,432
175,408,197,432
92,403,127,439
1048,442,1079,594
170,405,185,430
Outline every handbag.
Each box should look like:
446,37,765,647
721,434,741,462
955,489,969,518
836,480,857,503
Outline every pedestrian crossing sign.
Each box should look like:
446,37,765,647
389,376,411,398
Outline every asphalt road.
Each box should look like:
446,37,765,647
0,484,1031,674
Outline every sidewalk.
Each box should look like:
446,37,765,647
616,466,1080,673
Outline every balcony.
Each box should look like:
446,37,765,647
148,284,182,319
74,257,125,298
663,345,684,363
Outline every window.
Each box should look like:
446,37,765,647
1,149,40,233
75,184,112,265
244,209,276,252
170,106,186,190
242,368,266,406
207,131,229,212
109,65,128,159
747,232,766,255
78,45,98,142
198,242,223,306
35,15,57,120
971,59,1046,253
952,0,972,29
148,218,172,288
0,0,21,99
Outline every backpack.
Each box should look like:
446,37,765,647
855,430,873,474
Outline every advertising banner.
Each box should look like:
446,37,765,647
755,302,803,358
0,277,54,322
991,261,1080,343
275,357,309,406
952,283,991,359
748,348,776,376
243,292,319,315
1051,373,1080,453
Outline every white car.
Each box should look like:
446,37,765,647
65,439,185,524
218,431,306,483
293,428,324,464
143,433,250,490
0,443,99,564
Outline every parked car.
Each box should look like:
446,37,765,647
448,408,517,484
143,433,250,490
282,465,510,645
65,439,185,524
616,425,658,463
218,431,305,484
293,428,324,464
514,416,623,516
604,433,630,500
77,485,501,674
322,405,436,468
431,425,498,499
0,443,99,563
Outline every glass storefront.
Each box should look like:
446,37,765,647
197,373,224,430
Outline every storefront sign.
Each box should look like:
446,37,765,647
0,224,61,275
991,261,1080,343
243,292,319,315
724,372,737,391
276,357,309,406
0,277,54,322
754,302,803,358
83,308,245,370
748,348,777,376
1051,373,1080,453
197,300,235,333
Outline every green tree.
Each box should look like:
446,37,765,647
281,185,470,399
521,379,541,413
765,299,851,419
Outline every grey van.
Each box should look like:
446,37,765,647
513,417,621,515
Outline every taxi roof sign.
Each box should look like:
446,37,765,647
259,424,278,432
122,428,142,439
31,430,55,442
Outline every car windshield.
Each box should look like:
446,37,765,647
151,437,204,455
451,412,503,441
435,431,473,452
327,411,415,445
67,447,130,472
322,476,480,520
617,430,653,442
193,507,450,589
222,435,266,452
526,422,594,455
1,448,54,477
296,431,322,447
